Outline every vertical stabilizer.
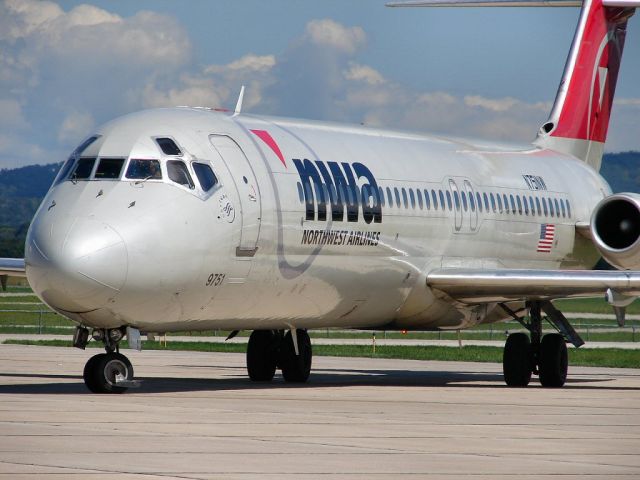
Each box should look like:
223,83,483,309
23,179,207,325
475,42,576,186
534,0,636,170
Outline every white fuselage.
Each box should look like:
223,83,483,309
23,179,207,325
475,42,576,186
25,108,609,333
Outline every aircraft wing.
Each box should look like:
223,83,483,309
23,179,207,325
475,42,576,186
427,269,640,304
0,258,27,278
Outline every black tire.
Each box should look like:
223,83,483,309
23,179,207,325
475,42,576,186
280,330,312,383
83,354,106,393
503,333,532,387
94,352,134,394
539,333,568,388
247,330,278,381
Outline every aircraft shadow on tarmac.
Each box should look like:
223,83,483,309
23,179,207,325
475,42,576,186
0,368,633,395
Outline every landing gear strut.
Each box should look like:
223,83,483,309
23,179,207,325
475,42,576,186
81,327,136,393
502,301,569,388
246,329,312,383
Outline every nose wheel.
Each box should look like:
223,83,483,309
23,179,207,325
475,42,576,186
83,352,135,393
79,327,138,393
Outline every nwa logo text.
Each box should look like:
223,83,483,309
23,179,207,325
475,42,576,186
294,159,382,224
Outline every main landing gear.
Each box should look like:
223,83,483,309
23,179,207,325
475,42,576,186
246,329,312,383
74,326,137,393
502,301,581,388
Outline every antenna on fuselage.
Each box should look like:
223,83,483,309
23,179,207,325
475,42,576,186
233,85,245,117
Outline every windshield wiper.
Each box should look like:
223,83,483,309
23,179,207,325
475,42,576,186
134,175,153,185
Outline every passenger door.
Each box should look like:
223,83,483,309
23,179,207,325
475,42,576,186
209,135,262,256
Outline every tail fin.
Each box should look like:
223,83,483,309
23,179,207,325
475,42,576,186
388,0,638,170
535,0,636,170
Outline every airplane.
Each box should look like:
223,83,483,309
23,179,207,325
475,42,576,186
1,0,639,393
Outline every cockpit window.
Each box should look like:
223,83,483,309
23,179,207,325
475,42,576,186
70,158,96,180
54,135,100,185
72,135,100,157
125,159,162,180
192,162,218,192
167,160,194,189
95,158,125,179
156,137,182,156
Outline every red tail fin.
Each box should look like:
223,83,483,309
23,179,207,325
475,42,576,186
536,0,635,169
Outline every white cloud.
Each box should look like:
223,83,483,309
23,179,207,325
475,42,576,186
344,63,385,85
206,54,276,74
0,0,63,42
305,19,366,54
142,76,225,109
58,111,95,144
614,98,640,107
0,99,28,130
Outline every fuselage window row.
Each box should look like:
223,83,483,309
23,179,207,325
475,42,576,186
296,181,573,221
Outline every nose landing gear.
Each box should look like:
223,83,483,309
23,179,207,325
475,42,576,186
78,327,138,393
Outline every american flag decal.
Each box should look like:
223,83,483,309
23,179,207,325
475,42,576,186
537,224,555,253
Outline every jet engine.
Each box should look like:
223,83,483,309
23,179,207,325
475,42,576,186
591,193,640,270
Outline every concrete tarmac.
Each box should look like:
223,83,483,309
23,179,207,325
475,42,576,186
0,344,639,479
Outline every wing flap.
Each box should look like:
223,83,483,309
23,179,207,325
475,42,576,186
427,268,640,303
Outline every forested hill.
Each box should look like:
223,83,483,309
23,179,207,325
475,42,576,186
0,152,639,256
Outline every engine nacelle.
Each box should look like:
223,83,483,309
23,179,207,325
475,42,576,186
591,193,640,270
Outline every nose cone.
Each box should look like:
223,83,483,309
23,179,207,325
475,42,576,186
26,217,128,312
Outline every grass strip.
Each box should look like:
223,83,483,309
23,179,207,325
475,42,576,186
4,339,638,368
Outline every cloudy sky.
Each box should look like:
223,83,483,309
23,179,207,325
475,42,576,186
1,0,638,169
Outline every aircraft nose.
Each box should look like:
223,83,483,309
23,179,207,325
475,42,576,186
26,217,128,312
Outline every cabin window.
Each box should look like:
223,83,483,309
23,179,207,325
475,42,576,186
432,190,438,210
424,189,431,210
387,187,394,207
445,191,452,211
476,192,482,212
409,189,416,209
489,193,496,212
379,187,385,207
401,188,408,209
193,162,218,192
439,190,445,211
167,160,194,189
156,137,182,156
549,197,555,217
70,158,96,180
417,189,423,209
542,197,548,216
126,159,162,180
554,198,561,218
560,199,566,217
566,199,572,218
528,196,535,216
453,190,460,211
394,188,401,207
464,192,470,212
516,195,522,215
496,194,503,213
523,196,529,215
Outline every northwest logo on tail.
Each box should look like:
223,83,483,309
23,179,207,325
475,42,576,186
294,159,382,224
